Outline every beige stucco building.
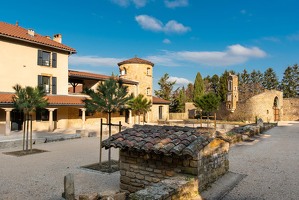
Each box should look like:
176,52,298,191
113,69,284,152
0,21,170,136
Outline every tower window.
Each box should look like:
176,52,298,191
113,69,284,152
147,67,150,76
146,87,151,96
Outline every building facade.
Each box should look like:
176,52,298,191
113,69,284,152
0,22,170,136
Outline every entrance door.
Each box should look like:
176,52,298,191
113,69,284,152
159,106,163,120
125,109,129,123
11,109,24,131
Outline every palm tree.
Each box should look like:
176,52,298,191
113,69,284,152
84,77,133,170
127,94,152,124
12,84,48,152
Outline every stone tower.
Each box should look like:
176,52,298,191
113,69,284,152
117,57,154,101
226,74,238,112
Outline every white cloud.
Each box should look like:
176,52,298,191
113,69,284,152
135,15,163,32
111,0,148,8
146,44,266,67
164,20,191,34
164,0,188,8
69,55,124,67
169,76,191,85
163,38,171,44
135,15,190,34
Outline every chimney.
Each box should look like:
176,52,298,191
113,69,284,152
28,29,34,37
53,34,62,43
16,21,19,26
45,36,51,39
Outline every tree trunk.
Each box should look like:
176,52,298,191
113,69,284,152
108,112,112,172
30,114,33,152
26,113,29,151
23,113,26,151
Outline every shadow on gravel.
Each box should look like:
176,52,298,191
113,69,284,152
81,160,119,173
3,149,48,157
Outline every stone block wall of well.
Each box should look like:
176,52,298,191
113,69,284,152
119,150,199,193
198,138,229,191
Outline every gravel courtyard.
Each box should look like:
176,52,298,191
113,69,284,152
0,137,120,200
0,121,298,200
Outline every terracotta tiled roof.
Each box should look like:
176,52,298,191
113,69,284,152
102,125,213,158
0,22,76,53
69,70,139,85
0,93,14,104
0,93,85,106
117,57,154,67
46,95,86,106
152,96,171,104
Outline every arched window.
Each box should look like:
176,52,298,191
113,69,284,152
121,68,127,76
273,96,279,107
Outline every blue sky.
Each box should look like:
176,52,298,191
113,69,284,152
1,0,299,90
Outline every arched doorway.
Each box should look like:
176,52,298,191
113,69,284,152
273,97,280,121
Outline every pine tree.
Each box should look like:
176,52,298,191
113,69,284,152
210,74,220,95
193,93,221,115
154,73,176,101
249,70,264,95
281,64,299,98
193,72,204,101
262,67,279,90
84,77,133,170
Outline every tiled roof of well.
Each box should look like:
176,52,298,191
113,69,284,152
152,96,171,104
102,125,213,158
0,93,85,106
117,57,154,67
0,22,76,53
69,70,139,85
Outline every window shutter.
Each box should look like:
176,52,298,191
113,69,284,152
38,75,42,88
52,53,57,68
52,77,57,94
37,50,43,65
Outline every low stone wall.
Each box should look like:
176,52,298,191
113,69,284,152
283,98,299,121
198,138,229,191
129,175,199,200
119,150,198,193
169,112,188,120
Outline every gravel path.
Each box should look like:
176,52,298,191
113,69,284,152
223,121,299,200
0,137,120,200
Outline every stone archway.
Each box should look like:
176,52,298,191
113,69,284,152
273,96,280,121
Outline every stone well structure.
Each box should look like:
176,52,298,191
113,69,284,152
102,125,230,195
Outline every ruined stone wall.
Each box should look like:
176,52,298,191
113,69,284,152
198,138,229,191
283,98,299,121
119,150,198,193
217,90,283,122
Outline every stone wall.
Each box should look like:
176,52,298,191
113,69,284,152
198,138,229,191
217,90,283,122
119,138,229,194
169,112,187,120
129,176,199,200
283,98,299,121
119,150,198,193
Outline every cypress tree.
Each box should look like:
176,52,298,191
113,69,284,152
193,72,204,101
